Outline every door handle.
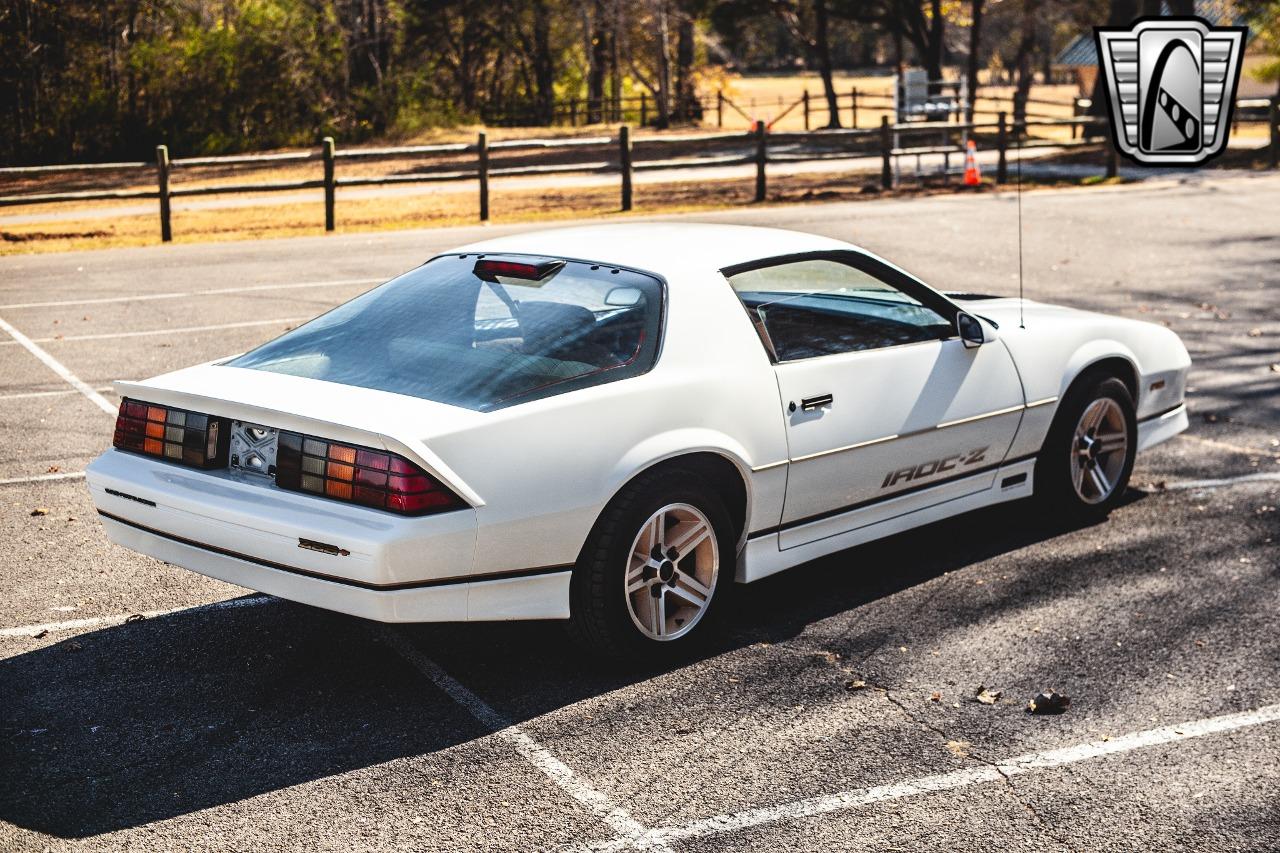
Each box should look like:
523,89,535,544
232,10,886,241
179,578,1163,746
800,393,834,411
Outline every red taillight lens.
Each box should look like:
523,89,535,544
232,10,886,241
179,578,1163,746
113,398,228,468
275,431,464,516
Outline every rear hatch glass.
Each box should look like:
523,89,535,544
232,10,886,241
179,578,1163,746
226,255,663,411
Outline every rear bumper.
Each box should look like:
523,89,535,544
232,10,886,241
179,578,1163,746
87,449,570,622
1137,403,1188,452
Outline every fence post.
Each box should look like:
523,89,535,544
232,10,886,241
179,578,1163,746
322,137,335,232
754,121,767,202
155,144,171,243
880,115,892,190
996,111,1008,185
478,131,490,222
717,90,724,128
640,93,648,127
803,91,810,131
620,125,633,211
1271,96,1279,170
850,87,858,129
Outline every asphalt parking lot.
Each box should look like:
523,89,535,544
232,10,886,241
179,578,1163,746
1,173,1277,851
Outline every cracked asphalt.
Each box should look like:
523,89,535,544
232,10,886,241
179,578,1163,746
1,171,1277,851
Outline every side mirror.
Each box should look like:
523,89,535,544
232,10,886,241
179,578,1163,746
956,312,987,348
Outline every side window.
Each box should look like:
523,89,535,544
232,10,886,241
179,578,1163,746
726,258,953,361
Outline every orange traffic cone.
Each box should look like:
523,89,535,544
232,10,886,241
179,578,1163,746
963,139,982,187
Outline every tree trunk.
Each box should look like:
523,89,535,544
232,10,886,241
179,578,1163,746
1089,0,1138,116
925,0,944,87
965,0,984,123
1012,1,1037,129
610,0,622,121
588,0,607,123
674,13,695,121
654,0,671,128
532,0,555,123
814,0,841,128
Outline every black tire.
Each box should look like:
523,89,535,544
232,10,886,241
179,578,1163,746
1035,374,1137,520
566,466,735,661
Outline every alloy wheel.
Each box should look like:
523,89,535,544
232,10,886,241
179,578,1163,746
1070,397,1130,504
624,503,719,641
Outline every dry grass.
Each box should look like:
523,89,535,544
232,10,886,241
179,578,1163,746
709,73,1082,132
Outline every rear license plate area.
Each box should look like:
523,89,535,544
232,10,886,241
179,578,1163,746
229,421,279,479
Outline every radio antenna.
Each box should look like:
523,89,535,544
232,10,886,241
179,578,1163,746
1016,120,1025,329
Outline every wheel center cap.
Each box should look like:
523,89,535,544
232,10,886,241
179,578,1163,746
658,561,676,583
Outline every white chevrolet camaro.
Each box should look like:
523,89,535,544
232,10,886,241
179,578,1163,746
87,224,1190,657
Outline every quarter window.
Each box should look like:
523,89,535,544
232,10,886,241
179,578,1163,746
725,257,953,361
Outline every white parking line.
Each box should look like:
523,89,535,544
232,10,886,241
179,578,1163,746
382,629,667,852
1179,433,1280,459
0,313,116,415
589,702,1280,851
0,471,86,486
1155,471,1280,490
0,595,275,639
0,277,384,310
0,316,310,346
0,386,115,401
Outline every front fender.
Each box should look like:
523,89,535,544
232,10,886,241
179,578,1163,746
1060,339,1142,399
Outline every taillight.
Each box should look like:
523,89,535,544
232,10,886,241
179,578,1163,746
274,431,464,516
113,398,229,469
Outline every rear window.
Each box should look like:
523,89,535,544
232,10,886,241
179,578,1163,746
226,254,664,411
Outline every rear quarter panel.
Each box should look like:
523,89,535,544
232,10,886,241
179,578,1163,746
423,266,789,577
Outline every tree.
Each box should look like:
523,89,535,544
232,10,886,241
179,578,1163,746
1238,0,1280,96
1011,0,1039,128
772,0,842,127
854,0,946,86
965,0,984,123
531,0,556,123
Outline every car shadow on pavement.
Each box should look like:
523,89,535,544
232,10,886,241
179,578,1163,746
0,492,1145,839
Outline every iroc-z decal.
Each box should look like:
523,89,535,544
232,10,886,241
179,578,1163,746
881,447,988,489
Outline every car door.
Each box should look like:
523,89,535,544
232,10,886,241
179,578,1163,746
722,251,1025,550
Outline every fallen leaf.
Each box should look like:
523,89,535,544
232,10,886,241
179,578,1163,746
33,629,48,639
975,686,1002,705
946,740,971,758
1248,328,1262,337
64,640,83,652
125,614,146,623
929,691,941,703
813,650,840,664
844,679,868,691
46,465,60,473
30,507,49,516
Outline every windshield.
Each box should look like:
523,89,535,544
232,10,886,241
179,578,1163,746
226,254,664,411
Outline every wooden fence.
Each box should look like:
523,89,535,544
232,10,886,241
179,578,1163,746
1,97,1276,243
